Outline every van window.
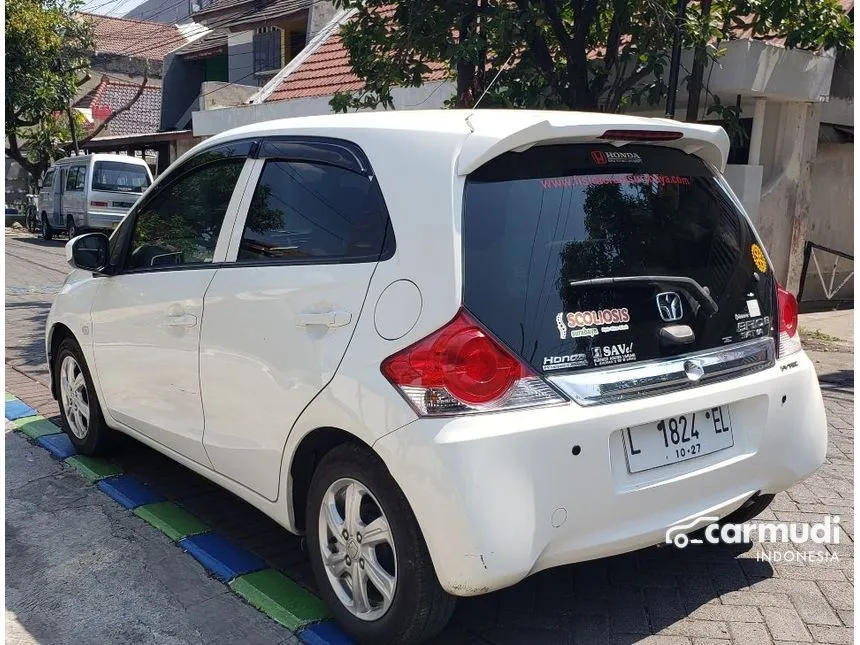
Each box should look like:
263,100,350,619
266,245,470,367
42,169,55,190
92,161,151,194
463,144,775,375
66,166,86,191
236,159,393,263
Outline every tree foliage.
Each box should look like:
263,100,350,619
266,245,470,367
330,0,853,115
5,0,149,187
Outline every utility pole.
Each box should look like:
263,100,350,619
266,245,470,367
685,0,712,122
664,0,688,119
66,105,80,155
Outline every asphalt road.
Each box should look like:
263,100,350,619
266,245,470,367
5,227,854,645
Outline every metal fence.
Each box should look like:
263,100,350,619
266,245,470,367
797,241,854,309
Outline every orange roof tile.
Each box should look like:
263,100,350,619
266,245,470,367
80,12,186,61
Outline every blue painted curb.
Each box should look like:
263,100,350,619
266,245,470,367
298,621,355,645
179,532,267,582
6,400,37,421
97,475,165,509
37,433,77,459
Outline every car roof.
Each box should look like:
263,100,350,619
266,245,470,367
52,154,150,167
200,109,731,172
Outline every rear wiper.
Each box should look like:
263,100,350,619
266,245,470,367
567,275,719,317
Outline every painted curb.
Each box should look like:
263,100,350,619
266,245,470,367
8,389,347,644
134,502,209,542
65,455,123,482
298,621,355,645
230,569,329,631
6,400,37,420
97,475,165,509
14,415,63,439
37,432,77,459
179,533,267,582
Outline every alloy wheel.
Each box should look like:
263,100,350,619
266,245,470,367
59,355,90,439
318,477,397,621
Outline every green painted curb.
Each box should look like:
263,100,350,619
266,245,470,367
65,455,123,482
13,416,63,439
6,392,16,401
230,569,329,630
134,502,209,541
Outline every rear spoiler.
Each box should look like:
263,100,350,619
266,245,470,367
456,112,730,175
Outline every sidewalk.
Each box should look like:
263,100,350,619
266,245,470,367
799,309,854,345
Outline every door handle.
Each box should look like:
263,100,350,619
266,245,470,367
296,311,352,328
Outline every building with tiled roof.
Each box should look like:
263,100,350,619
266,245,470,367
81,12,187,62
78,76,163,137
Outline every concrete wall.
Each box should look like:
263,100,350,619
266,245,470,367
306,0,336,39
724,164,763,222
192,80,455,135
160,53,206,130
228,31,255,86
803,141,855,301
199,82,257,110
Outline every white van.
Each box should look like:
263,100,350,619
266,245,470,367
37,153,153,240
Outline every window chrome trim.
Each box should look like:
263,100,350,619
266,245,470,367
548,338,775,406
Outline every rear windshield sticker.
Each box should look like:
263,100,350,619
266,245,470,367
746,299,762,317
556,310,630,339
736,315,771,340
591,150,642,165
592,343,636,367
543,353,589,371
541,174,690,189
751,243,768,272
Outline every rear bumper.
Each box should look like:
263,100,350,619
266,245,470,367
85,211,125,230
374,352,827,596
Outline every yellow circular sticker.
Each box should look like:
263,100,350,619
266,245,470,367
751,243,768,273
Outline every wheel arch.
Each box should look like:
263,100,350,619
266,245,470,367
288,426,377,532
47,322,75,399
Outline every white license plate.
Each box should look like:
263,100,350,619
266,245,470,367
622,405,734,473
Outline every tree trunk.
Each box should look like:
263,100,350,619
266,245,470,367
685,0,712,122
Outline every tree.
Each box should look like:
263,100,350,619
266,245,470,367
330,0,853,116
5,0,149,188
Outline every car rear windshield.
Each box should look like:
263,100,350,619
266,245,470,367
463,143,776,375
92,161,151,193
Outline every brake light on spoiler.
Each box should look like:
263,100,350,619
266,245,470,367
599,130,684,142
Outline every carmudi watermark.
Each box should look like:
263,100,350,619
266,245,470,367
665,515,841,563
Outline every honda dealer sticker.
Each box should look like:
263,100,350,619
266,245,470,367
591,150,642,165
751,243,768,272
592,343,636,367
542,353,589,372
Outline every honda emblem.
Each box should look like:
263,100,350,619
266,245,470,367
656,292,684,322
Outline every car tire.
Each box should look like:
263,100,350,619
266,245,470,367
720,493,775,525
67,216,78,240
54,337,114,456
41,214,53,241
306,442,455,645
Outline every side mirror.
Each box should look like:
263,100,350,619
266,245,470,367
66,233,110,273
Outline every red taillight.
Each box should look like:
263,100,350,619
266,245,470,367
777,284,802,356
599,129,684,142
381,309,566,415
90,200,108,207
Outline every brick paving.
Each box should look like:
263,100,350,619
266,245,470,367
6,358,853,644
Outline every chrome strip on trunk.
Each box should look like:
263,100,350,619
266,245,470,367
548,338,775,406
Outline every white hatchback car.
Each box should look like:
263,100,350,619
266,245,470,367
47,110,827,644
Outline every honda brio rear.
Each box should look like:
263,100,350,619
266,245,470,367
285,110,828,644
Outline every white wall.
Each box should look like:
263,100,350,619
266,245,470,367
803,141,855,301
192,80,455,136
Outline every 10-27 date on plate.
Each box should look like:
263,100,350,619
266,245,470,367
622,405,734,474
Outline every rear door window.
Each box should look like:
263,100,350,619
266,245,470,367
463,144,775,375
92,161,151,194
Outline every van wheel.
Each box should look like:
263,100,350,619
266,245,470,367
306,443,455,645
41,214,53,241
67,216,78,239
54,337,113,456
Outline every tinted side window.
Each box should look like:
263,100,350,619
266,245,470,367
42,169,55,190
65,167,79,191
74,166,87,190
237,160,393,263
126,159,244,270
